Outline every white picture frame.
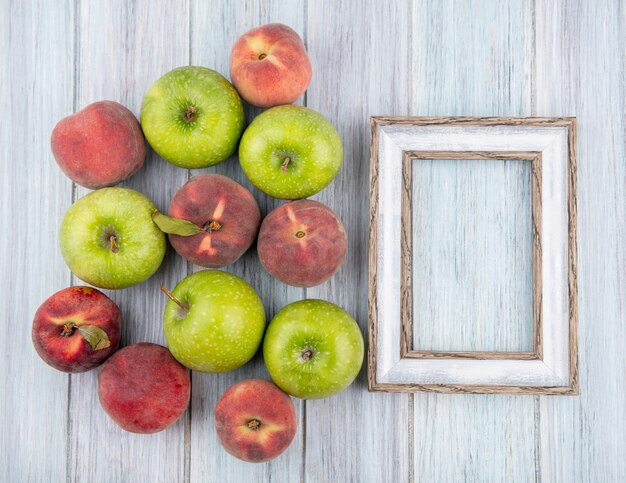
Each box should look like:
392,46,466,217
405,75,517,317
368,117,578,395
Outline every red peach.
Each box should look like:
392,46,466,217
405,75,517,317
230,23,312,108
51,100,146,189
98,343,190,434
257,200,347,287
168,174,261,268
31,286,121,373
215,379,297,463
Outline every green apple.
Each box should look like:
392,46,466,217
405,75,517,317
238,105,343,199
59,188,166,290
263,299,364,399
141,66,245,169
162,270,266,372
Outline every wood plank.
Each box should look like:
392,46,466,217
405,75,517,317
409,0,538,480
535,0,626,480
3,2,623,481
188,2,306,481
0,1,75,481
68,2,190,482
305,1,411,481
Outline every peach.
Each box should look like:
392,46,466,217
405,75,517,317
31,286,121,373
51,100,146,189
98,343,190,434
230,23,312,108
214,379,297,463
168,174,261,268
257,199,347,287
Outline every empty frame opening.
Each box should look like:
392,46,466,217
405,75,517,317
407,156,534,353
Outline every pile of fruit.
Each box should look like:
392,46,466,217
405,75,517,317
31,23,364,463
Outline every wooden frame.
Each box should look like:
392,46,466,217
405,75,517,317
368,117,578,395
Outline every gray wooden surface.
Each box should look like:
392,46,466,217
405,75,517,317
1,0,624,481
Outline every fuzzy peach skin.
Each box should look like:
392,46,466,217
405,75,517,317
51,100,146,189
98,343,190,434
214,379,297,463
257,199,347,287
230,23,312,108
168,174,261,268
31,286,121,373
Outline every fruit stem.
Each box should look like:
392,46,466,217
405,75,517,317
281,157,291,173
258,53,267,60
295,231,306,238
247,419,262,431
300,348,314,361
204,220,222,233
160,285,189,314
183,105,198,123
61,322,77,337
110,235,119,253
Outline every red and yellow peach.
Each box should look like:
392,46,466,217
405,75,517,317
257,200,347,287
168,174,261,268
97,343,190,434
230,23,312,108
51,100,146,189
31,286,121,373
214,379,297,463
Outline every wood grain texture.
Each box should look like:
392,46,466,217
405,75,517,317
408,0,538,480
188,2,305,482
531,154,543,360
400,151,413,356
413,393,534,481
567,119,579,394
536,0,625,481
370,382,578,396
367,120,381,393
1,0,624,481
0,1,75,481
305,1,411,482
372,116,576,126
404,150,540,160
401,351,539,360
68,2,190,482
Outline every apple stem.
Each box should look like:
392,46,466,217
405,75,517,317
300,348,315,361
258,53,267,60
110,235,119,253
160,285,188,313
295,230,306,239
281,157,291,173
183,105,198,123
61,322,77,337
247,419,262,431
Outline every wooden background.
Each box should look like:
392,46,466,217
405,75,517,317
1,0,624,481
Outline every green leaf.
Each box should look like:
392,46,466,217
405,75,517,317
78,325,111,351
152,210,203,236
